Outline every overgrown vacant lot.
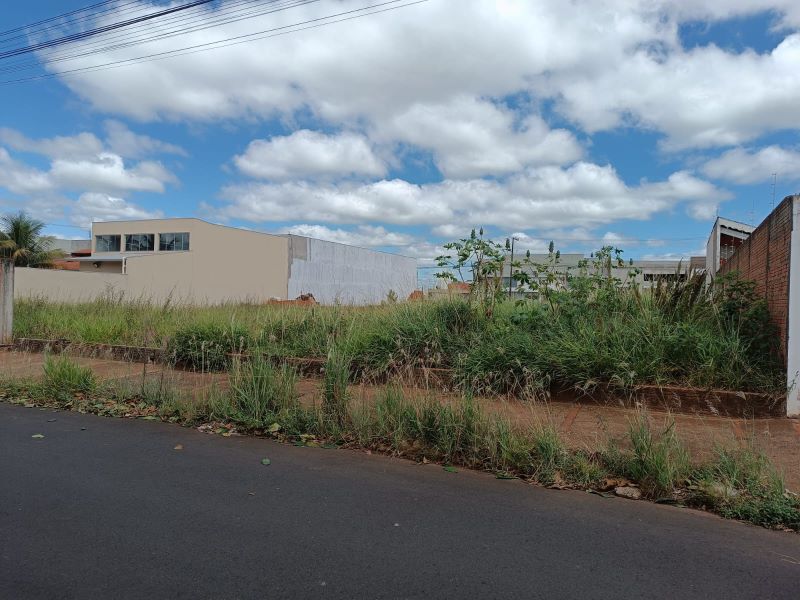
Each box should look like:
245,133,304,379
14,268,786,394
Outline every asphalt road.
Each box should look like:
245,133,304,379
1,402,799,599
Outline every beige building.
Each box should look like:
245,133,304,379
16,218,418,305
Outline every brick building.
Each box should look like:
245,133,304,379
710,195,800,416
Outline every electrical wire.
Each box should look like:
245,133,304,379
0,0,429,85
0,0,319,75
0,0,130,37
0,0,219,60
0,0,147,50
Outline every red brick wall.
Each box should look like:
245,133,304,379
717,196,794,360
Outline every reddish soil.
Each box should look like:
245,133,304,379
4,350,799,490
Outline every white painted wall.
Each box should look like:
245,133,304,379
787,196,800,416
287,236,417,305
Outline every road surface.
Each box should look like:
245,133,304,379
1,402,798,599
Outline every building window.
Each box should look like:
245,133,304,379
159,232,190,251
95,235,121,252
125,234,155,252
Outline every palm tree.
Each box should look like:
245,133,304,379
0,212,63,268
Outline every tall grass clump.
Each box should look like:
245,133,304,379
321,339,351,430
228,356,298,428
41,354,96,402
168,322,251,371
694,445,800,530
619,414,690,497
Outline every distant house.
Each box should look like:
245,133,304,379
498,253,705,296
50,238,91,271
705,217,756,276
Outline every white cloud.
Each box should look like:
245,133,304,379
50,153,176,194
702,145,800,184
217,162,729,229
72,192,163,227
395,241,449,266
0,128,104,159
282,224,414,247
541,33,800,149
0,127,180,197
234,130,385,180
103,120,187,159
0,123,185,161
44,0,800,151
0,148,54,194
377,97,582,178
0,195,69,223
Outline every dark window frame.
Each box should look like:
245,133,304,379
125,233,155,252
95,234,121,252
159,232,190,252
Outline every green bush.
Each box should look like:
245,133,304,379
168,322,251,371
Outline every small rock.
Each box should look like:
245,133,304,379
614,486,642,500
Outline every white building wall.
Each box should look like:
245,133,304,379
787,197,800,416
705,222,718,279
287,236,417,305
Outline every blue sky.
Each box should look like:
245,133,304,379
1,0,799,279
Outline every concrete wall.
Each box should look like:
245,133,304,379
787,198,800,416
287,236,417,304
14,267,128,302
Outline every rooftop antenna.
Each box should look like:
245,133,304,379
771,172,777,211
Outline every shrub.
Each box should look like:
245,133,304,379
168,322,251,371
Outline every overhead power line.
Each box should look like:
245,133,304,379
0,0,128,37
0,0,218,60
0,1,146,49
0,0,317,75
0,0,430,86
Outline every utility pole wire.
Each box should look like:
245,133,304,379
0,0,430,86
0,0,315,74
0,0,218,60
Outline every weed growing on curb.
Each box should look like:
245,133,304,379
41,354,96,402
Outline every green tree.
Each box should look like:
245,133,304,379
0,212,63,267
435,227,507,316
